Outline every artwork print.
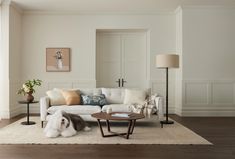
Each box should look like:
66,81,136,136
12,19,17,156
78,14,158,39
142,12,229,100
46,48,70,72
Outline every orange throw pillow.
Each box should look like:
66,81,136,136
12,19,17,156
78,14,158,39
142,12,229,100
61,90,81,105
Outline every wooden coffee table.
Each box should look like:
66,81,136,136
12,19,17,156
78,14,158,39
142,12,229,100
91,112,145,139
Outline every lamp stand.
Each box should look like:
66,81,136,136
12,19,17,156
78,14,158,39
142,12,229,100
160,67,174,128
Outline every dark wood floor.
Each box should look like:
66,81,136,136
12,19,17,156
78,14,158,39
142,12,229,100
0,115,235,159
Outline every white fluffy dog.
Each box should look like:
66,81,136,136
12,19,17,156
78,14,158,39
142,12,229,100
44,110,90,138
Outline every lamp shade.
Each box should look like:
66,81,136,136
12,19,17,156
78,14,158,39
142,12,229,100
156,54,179,68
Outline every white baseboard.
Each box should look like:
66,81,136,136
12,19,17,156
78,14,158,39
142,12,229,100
174,107,182,116
10,106,23,118
0,111,10,119
181,110,235,117
181,79,235,117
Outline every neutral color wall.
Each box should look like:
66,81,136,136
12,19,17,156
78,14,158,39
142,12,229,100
9,5,22,117
0,2,10,118
183,7,235,79
0,3,22,118
3,4,235,118
175,7,183,115
21,13,176,113
181,6,235,116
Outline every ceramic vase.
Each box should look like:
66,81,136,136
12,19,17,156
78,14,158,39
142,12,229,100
26,92,34,102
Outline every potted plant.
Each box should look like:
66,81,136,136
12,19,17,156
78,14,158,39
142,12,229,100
17,79,42,102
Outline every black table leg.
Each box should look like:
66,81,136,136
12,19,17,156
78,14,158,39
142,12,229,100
21,103,36,125
106,120,111,132
126,120,133,139
97,119,136,139
130,119,136,134
97,119,105,137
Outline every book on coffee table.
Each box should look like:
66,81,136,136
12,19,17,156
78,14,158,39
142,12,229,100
111,113,130,118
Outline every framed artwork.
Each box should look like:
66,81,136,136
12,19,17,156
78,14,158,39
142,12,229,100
46,48,70,72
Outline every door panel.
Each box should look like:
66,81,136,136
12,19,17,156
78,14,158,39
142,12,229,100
96,34,121,88
122,33,147,88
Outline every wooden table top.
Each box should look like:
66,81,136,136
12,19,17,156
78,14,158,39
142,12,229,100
18,101,39,104
91,112,145,121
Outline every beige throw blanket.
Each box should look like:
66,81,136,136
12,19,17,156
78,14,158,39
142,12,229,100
128,94,162,118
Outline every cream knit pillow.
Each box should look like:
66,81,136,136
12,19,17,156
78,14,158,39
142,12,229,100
46,89,66,106
123,89,146,105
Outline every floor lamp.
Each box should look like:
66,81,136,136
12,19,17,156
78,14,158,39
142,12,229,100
156,54,179,128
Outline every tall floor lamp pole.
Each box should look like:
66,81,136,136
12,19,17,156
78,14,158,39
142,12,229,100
156,54,179,128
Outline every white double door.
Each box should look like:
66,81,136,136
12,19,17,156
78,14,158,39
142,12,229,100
96,31,147,88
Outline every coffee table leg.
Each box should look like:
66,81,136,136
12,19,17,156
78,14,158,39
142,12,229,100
130,119,136,134
106,120,111,132
126,120,133,139
97,119,105,137
96,119,137,139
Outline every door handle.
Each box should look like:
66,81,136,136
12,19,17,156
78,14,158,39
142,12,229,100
121,78,127,87
116,79,121,87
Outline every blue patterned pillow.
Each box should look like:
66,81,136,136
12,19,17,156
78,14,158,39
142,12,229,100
81,94,107,106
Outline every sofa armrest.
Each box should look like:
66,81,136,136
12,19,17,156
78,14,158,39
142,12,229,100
40,96,50,121
155,96,164,120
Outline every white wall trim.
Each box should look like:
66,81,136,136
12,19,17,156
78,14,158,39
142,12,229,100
10,105,22,118
0,111,10,119
181,5,235,10
181,110,235,117
21,5,235,16
182,80,235,116
175,107,182,116
174,6,182,14
1,0,11,6
10,1,23,14
45,79,96,89
22,10,175,16
184,81,210,105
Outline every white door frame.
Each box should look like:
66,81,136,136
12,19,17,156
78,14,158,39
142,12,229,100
95,29,151,88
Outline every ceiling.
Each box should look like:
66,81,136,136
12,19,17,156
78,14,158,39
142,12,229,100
8,0,235,13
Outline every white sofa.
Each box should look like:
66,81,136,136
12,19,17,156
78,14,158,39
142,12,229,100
40,88,164,127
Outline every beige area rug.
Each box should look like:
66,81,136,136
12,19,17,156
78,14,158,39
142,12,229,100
0,117,212,145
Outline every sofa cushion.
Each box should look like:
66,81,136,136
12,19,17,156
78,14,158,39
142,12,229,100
123,89,146,105
46,89,66,106
78,88,102,96
47,105,101,115
81,94,107,106
102,104,131,112
61,90,81,105
101,88,125,104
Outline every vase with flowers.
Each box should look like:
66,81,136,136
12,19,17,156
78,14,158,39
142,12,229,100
17,79,42,102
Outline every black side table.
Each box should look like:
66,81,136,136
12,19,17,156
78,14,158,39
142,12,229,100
18,101,39,125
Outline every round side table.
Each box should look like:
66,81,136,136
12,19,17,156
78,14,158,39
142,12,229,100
18,101,39,125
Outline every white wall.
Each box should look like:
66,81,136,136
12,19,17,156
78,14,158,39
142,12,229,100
3,3,235,118
21,13,176,113
180,6,235,116
0,2,10,118
0,2,22,118
175,7,183,115
9,5,22,117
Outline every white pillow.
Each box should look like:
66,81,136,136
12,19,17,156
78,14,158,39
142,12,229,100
101,88,125,104
46,89,66,105
123,89,146,105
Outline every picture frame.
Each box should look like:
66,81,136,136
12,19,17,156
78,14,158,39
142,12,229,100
46,48,70,72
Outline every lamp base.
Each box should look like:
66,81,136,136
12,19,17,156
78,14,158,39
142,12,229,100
160,120,174,128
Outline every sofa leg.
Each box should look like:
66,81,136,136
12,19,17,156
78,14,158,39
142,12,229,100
41,121,44,128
